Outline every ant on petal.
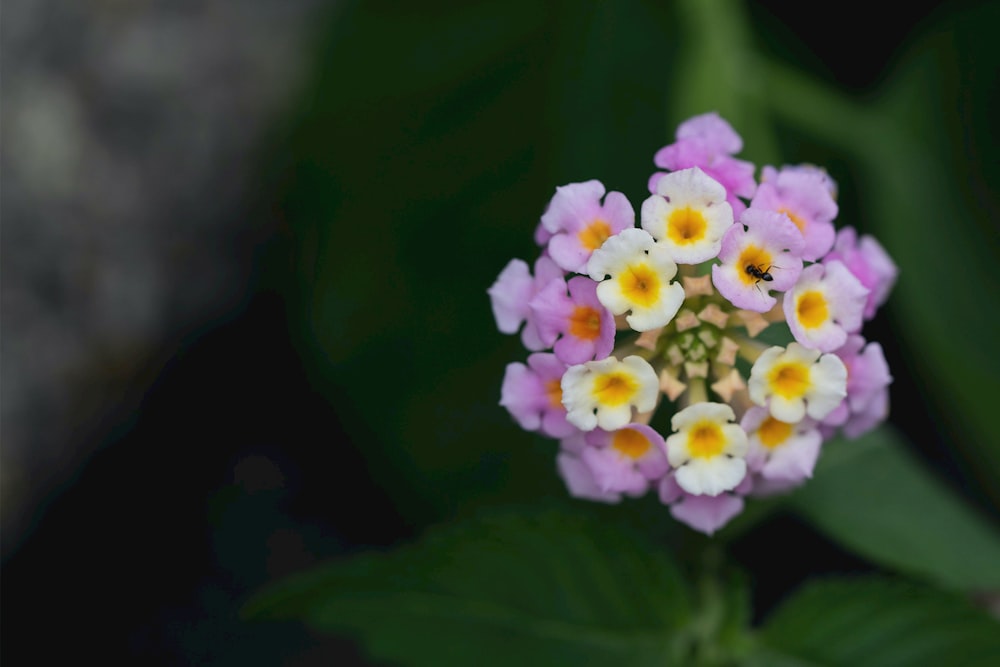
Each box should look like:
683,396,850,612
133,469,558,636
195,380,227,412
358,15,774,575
745,263,780,293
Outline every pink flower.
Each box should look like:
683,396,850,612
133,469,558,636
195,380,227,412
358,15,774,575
500,353,576,438
488,254,564,350
658,472,750,535
539,180,634,273
751,165,838,261
578,424,669,496
712,208,804,312
741,406,822,487
783,261,869,352
650,112,757,216
530,276,616,365
824,226,898,320
822,335,893,438
557,433,622,504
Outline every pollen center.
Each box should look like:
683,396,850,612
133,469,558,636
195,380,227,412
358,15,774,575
592,371,638,406
578,219,612,251
796,290,829,329
620,264,661,308
778,207,807,233
612,428,651,460
758,416,793,449
769,362,810,399
738,245,773,286
545,378,563,410
568,305,602,341
667,207,708,245
687,421,725,459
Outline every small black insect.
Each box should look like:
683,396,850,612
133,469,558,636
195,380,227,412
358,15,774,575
745,263,778,293
745,263,774,283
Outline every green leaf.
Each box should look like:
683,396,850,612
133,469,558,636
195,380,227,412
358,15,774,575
757,577,1000,667
244,508,698,666
788,427,1000,591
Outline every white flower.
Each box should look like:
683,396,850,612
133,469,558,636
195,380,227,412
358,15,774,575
748,343,847,423
561,355,659,431
641,167,734,264
586,228,685,331
666,402,748,496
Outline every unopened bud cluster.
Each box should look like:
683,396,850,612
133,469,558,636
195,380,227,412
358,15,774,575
489,113,897,534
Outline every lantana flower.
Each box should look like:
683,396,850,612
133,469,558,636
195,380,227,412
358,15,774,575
650,112,757,216
539,180,635,273
742,406,822,486
821,335,893,439
784,261,869,352
747,342,848,423
576,424,670,496
491,112,897,535
500,353,576,438
488,254,564,350
665,402,748,496
823,226,899,320
530,276,615,365
751,165,838,261
712,208,804,312
561,355,659,431
586,228,685,331
640,167,735,264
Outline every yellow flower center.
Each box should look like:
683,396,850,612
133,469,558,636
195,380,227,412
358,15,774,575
545,379,563,410
619,263,661,308
687,421,726,459
612,428,651,460
578,219,612,251
769,361,810,399
738,245,773,286
667,206,708,245
568,305,602,341
758,416,793,449
796,290,829,329
591,371,638,406
778,207,807,233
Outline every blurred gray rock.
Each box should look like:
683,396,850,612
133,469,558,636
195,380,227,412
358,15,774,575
1,0,326,553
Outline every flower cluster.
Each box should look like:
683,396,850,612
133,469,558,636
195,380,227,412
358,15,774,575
489,113,897,534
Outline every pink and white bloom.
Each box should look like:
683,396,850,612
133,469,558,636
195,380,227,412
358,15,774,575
530,276,615,365
748,342,848,424
784,261,869,352
712,208,804,312
578,424,669,496
762,164,837,199
488,254,564,350
557,434,622,504
742,406,822,484
665,402,748,496
492,112,898,536
751,165,838,261
822,335,893,438
500,353,576,438
658,472,750,535
650,112,757,216
587,228,685,331
539,180,635,273
561,355,659,431
824,226,898,320
641,167,735,264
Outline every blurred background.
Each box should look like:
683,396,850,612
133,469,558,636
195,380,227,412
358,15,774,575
3,0,998,663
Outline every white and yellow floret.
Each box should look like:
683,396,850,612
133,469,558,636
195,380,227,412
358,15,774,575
561,355,659,432
640,167,734,264
666,402,748,496
748,342,847,423
586,228,685,332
